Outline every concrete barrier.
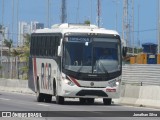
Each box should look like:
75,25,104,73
0,78,34,94
119,85,160,108
119,85,140,105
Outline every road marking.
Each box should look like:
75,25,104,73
123,105,160,111
37,104,50,107
0,98,10,101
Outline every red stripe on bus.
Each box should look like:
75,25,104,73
33,57,37,83
69,76,81,87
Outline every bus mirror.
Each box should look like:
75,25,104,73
57,46,62,56
122,47,127,57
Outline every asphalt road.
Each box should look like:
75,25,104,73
0,91,160,120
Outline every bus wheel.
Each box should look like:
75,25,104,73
79,98,86,104
86,98,94,104
36,81,44,102
44,95,52,103
36,89,44,102
103,98,112,105
56,96,64,104
53,80,56,96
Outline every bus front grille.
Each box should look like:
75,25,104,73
76,90,108,97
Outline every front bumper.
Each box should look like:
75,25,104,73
59,82,120,98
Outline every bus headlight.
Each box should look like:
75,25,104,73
64,79,75,86
116,82,119,86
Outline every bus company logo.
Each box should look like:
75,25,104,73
2,112,11,117
90,82,94,86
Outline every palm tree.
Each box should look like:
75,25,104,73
4,39,13,54
19,34,30,79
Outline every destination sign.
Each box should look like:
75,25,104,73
68,37,90,42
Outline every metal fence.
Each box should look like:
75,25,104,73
0,62,27,79
122,64,160,86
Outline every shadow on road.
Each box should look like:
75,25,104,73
50,100,121,106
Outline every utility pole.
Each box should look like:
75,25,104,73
132,0,134,54
122,0,129,47
76,0,79,23
61,0,67,23
112,0,119,31
16,0,19,79
47,0,51,27
17,0,19,47
158,0,160,53
122,0,135,54
137,4,140,53
1,0,4,77
11,0,15,78
90,0,93,23
97,0,101,27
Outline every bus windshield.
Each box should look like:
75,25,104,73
63,36,121,74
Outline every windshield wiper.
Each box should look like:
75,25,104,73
76,65,84,76
96,60,110,77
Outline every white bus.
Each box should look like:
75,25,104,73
29,23,123,105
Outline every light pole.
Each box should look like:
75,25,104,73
1,0,4,77
158,0,160,53
112,0,119,31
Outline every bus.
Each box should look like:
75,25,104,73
29,23,124,105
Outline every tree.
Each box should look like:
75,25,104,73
84,20,90,25
4,39,13,54
19,34,30,79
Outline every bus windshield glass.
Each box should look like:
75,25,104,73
63,36,121,74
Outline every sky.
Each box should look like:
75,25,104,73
0,0,158,47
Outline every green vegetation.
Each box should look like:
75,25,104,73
84,20,90,25
2,34,30,79
16,34,30,79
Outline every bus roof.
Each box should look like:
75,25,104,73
33,23,119,36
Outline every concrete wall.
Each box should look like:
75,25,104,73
119,85,160,108
0,78,34,94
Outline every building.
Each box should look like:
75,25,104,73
0,25,9,46
4,26,9,40
18,21,44,47
31,21,44,33
18,22,31,47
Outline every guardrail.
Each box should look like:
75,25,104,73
122,64,160,86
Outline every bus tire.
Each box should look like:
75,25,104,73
103,98,112,105
56,96,64,104
36,80,44,102
86,98,94,104
53,79,56,96
79,98,86,104
44,95,52,103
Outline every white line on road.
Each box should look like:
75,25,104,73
37,104,50,107
0,98,10,101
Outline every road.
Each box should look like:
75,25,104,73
0,91,159,120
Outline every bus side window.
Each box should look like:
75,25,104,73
30,36,34,55
47,36,51,56
36,37,40,56
33,37,37,56
48,36,52,56
39,37,42,56
55,36,60,56
51,36,56,56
